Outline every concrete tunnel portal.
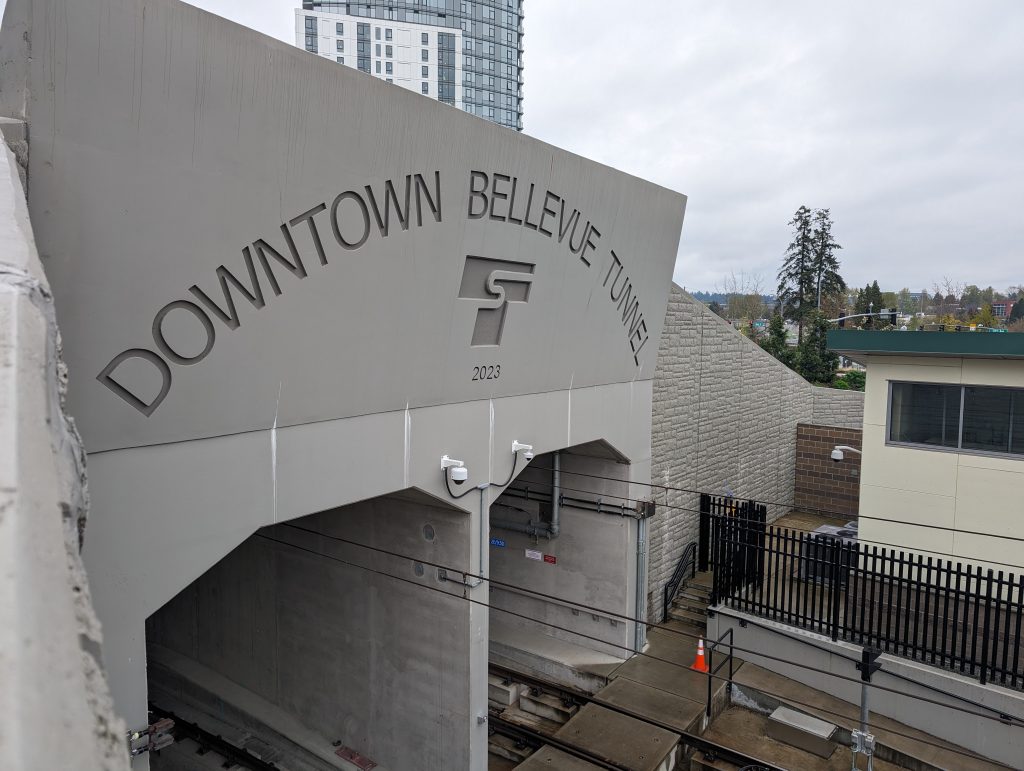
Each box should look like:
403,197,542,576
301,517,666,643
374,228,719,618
143,444,648,769
0,0,686,767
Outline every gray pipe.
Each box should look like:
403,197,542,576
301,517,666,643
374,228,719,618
490,516,553,539
550,451,561,538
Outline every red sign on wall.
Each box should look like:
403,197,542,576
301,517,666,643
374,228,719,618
543,554,557,564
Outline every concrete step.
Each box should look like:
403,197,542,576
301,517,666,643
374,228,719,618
487,733,533,763
669,595,709,615
666,607,707,629
519,690,579,724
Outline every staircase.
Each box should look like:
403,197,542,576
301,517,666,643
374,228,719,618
666,571,713,637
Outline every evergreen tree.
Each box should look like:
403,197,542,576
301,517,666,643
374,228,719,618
810,208,845,309
759,311,793,367
854,281,884,326
1010,299,1024,324
796,310,839,384
777,206,815,342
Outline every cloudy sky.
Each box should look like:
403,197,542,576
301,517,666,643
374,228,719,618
6,1,1021,294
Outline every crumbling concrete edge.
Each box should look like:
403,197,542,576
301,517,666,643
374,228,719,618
0,125,130,768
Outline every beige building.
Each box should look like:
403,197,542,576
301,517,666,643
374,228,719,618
829,330,1024,573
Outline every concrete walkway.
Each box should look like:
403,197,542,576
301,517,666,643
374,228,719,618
733,663,1010,770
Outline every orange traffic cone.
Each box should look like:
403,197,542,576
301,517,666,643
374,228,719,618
690,638,709,672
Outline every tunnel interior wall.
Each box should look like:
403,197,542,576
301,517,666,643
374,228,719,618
147,493,474,770
489,451,638,658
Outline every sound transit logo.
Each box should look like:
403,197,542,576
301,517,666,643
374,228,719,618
457,256,535,346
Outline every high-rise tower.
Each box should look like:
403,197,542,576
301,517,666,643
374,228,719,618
296,1,524,130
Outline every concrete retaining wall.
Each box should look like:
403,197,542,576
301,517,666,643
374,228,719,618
708,607,1024,768
0,130,128,769
649,286,864,620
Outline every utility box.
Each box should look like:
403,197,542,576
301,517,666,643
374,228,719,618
767,705,837,758
799,524,858,586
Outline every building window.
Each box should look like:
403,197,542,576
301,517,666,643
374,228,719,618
422,82,429,94
386,45,393,57
304,16,317,33
386,61,393,74
889,382,1024,456
337,56,345,64
305,35,318,52
375,43,381,56
421,49,429,61
337,39,344,51
336,22,344,35
465,56,473,67
375,60,381,73
421,32,429,45
385,28,393,41
422,65,429,78
375,27,381,40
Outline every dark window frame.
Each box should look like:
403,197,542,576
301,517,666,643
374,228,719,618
887,380,1024,458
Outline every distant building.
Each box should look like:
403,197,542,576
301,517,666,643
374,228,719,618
296,1,524,130
992,300,1014,318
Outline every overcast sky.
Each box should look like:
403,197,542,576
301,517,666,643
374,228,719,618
6,1,1021,294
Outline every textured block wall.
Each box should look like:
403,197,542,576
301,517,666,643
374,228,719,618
794,424,863,520
648,286,864,620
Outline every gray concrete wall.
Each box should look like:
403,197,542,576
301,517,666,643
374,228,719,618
708,607,1024,768
0,130,128,769
148,493,476,771
649,286,864,619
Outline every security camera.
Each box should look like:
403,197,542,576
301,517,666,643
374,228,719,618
830,445,862,463
512,440,534,461
441,455,469,484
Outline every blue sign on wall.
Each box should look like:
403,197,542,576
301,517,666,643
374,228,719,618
490,538,506,548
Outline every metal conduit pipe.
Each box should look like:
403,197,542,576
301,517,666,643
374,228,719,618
550,451,561,538
490,517,554,539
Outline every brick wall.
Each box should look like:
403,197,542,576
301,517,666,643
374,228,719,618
794,424,863,520
648,285,864,620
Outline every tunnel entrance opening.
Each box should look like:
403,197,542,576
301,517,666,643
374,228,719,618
487,442,647,735
145,489,479,771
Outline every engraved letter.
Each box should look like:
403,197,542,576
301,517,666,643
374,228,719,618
189,247,266,330
366,176,412,237
152,300,216,365
96,349,172,417
467,170,489,219
330,190,371,250
289,203,329,266
414,171,443,225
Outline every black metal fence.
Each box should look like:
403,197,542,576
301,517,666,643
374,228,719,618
700,497,1024,691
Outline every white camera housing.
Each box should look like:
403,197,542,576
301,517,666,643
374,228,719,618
831,448,844,462
512,440,534,461
441,455,468,485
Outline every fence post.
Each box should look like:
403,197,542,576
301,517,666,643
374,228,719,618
980,569,994,685
829,541,843,641
698,494,711,572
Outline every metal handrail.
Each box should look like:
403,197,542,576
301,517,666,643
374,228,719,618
663,541,698,622
705,627,735,718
